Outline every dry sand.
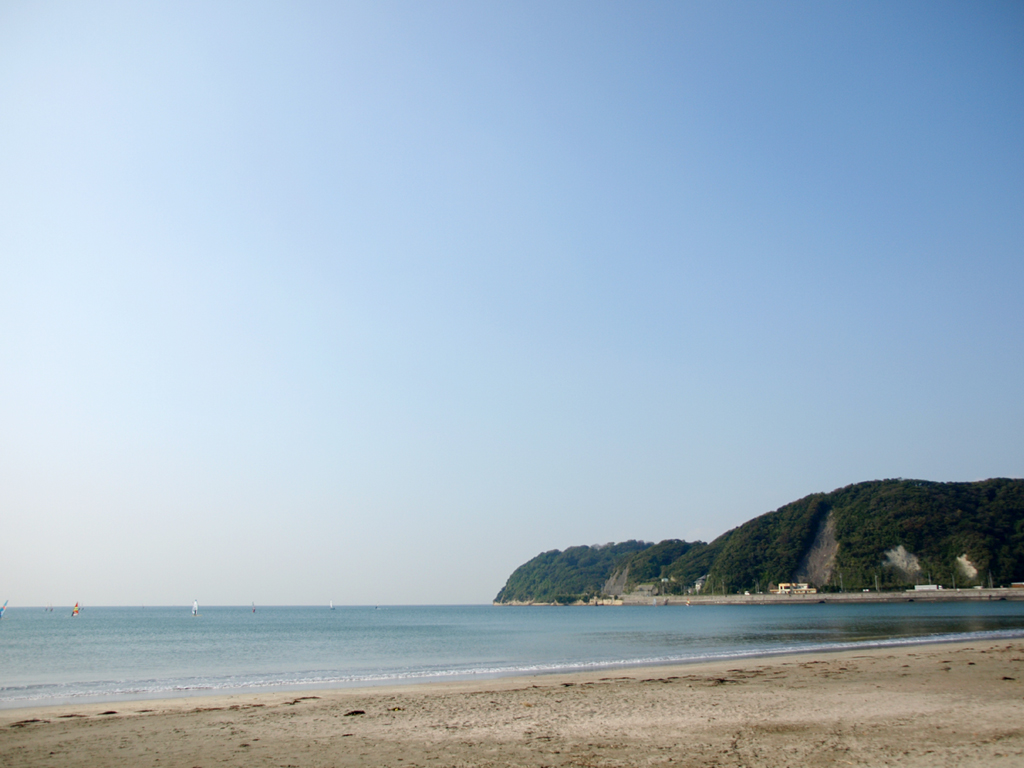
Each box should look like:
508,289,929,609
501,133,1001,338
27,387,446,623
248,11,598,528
2,640,1023,767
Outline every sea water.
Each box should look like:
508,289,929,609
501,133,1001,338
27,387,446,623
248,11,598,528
2,602,1024,708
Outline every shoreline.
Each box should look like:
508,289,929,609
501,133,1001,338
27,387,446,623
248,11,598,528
3,639,1023,767
2,636,1016,716
6,627,1024,713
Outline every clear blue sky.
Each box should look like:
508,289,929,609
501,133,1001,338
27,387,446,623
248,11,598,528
2,1,1021,606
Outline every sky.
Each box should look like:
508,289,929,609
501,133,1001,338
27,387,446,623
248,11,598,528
1,1,1022,607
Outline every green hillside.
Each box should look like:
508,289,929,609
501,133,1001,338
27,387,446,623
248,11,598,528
493,541,651,604
494,478,1024,603
816,478,1024,590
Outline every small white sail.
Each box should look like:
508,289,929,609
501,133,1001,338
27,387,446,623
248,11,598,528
192,600,199,617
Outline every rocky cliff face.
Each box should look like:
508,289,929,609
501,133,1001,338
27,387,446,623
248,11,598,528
602,565,629,597
794,511,838,587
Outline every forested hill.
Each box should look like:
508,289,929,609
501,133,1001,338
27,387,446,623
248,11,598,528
493,478,1024,604
494,541,651,604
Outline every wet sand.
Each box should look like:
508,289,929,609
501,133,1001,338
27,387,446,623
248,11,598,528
2,639,1023,767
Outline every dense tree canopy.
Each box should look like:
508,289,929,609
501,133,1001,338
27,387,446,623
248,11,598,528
494,541,651,604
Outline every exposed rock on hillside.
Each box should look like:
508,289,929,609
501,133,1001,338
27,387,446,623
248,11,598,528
794,511,838,587
883,545,922,580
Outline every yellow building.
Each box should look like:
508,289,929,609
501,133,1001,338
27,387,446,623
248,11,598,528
771,582,818,595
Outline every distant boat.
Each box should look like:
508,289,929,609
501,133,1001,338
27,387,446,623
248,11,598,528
252,602,256,613
192,600,198,617
72,602,79,617
329,600,334,610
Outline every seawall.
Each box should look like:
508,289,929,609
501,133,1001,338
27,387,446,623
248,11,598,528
496,588,1024,606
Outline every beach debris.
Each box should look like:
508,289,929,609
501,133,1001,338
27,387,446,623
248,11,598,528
344,710,366,716
389,707,404,711
284,696,320,706
99,711,118,715
10,719,49,727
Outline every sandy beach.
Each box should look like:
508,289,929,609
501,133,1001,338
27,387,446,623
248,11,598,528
2,639,1022,768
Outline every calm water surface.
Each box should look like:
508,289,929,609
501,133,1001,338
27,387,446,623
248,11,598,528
2,602,1023,707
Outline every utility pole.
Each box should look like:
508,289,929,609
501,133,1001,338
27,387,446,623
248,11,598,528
875,573,879,593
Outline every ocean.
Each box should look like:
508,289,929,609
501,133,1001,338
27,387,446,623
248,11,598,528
2,601,1024,709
